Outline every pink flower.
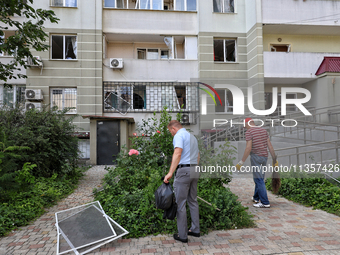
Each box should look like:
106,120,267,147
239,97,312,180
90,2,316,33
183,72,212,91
128,149,139,156
156,130,161,134
133,132,137,136
142,134,145,136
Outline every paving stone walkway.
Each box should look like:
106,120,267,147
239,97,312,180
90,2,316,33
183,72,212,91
1,166,340,255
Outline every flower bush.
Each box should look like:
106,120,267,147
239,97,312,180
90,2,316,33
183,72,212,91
95,108,254,238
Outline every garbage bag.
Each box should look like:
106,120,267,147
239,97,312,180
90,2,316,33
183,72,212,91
163,197,177,220
155,181,174,210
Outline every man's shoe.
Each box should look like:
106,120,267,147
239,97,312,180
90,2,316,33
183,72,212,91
173,233,188,243
252,197,259,203
253,202,270,208
188,230,200,237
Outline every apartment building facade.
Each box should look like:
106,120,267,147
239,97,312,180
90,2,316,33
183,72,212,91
1,0,340,165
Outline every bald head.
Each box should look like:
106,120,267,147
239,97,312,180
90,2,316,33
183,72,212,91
168,120,182,136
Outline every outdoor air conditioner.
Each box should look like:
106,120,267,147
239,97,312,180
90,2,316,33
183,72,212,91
181,113,197,125
27,56,43,67
110,58,124,69
25,102,42,111
25,89,43,101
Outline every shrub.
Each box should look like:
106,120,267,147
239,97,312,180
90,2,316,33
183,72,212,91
266,172,340,216
0,106,79,181
95,108,254,238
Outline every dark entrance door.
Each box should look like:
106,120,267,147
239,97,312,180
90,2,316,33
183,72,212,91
97,120,120,165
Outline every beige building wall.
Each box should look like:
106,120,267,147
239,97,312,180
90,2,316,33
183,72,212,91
26,0,103,133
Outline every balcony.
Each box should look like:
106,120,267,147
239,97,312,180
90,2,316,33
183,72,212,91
103,8,197,35
262,0,340,35
263,52,340,84
103,58,198,81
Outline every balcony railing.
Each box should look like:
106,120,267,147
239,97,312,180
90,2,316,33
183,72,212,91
103,82,199,114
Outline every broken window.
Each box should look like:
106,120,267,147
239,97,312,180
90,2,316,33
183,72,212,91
51,35,77,60
214,39,236,62
133,85,146,109
104,0,124,8
51,0,77,7
215,89,233,113
270,44,291,52
213,0,234,13
104,86,132,114
161,49,169,59
175,86,186,109
51,88,77,114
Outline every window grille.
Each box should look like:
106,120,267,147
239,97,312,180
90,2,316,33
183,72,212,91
103,82,199,113
51,88,77,114
0,85,25,108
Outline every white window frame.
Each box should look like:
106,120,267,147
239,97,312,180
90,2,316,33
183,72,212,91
213,0,235,13
174,0,196,11
50,88,77,114
139,0,164,10
0,85,25,107
51,0,77,7
215,89,233,114
214,38,237,63
51,35,77,60
104,0,124,8
137,48,168,60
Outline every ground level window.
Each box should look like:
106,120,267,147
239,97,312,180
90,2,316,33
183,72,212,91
51,88,77,113
51,35,77,60
0,85,25,108
214,39,236,62
215,89,233,113
213,0,234,13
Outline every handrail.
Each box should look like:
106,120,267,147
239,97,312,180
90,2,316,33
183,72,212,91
275,139,340,151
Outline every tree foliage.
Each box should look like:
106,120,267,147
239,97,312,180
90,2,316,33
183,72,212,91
0,0,59,84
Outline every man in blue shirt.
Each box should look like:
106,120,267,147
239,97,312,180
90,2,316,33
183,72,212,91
164,120,200,243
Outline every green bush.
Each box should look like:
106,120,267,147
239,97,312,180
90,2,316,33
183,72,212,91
266,173,340,216
0,106,79,184
95,109,254,238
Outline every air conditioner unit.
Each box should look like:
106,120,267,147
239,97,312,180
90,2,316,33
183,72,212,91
27,56,43,67
25,102,42,111
181,113,197,125
25,89,43,101
110,58,123,69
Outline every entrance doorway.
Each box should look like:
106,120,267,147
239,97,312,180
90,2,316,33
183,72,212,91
97,120,120,165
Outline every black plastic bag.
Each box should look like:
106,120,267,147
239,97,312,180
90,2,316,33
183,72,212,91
155,180,174,210
163,197,177,220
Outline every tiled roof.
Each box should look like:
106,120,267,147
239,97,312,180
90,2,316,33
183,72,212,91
315,57,340,75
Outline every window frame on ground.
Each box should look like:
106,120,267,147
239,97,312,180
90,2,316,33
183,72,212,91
50,88,77,114
215,89,233,113
214,38,236,62
50,0,77,7
51,35,77,60
0,85,26,108
213,0,235,13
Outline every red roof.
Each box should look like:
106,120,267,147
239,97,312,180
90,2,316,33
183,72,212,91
315,57,340,75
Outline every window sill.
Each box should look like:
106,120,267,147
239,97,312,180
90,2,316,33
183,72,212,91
50,6,78,8
214,61,238,64
212,11,236,14
49,59,78,61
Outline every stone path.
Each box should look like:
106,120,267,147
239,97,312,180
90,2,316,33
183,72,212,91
1,166,340,255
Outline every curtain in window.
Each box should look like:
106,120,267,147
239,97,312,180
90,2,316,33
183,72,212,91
65,36,77,59
71,36,77,58
164,37,174,59
65,0,77,7
153,0,162,10
140,0,150,9
175,0,185,11
213,0,222,12
52,0,63,6
225,0,234,13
